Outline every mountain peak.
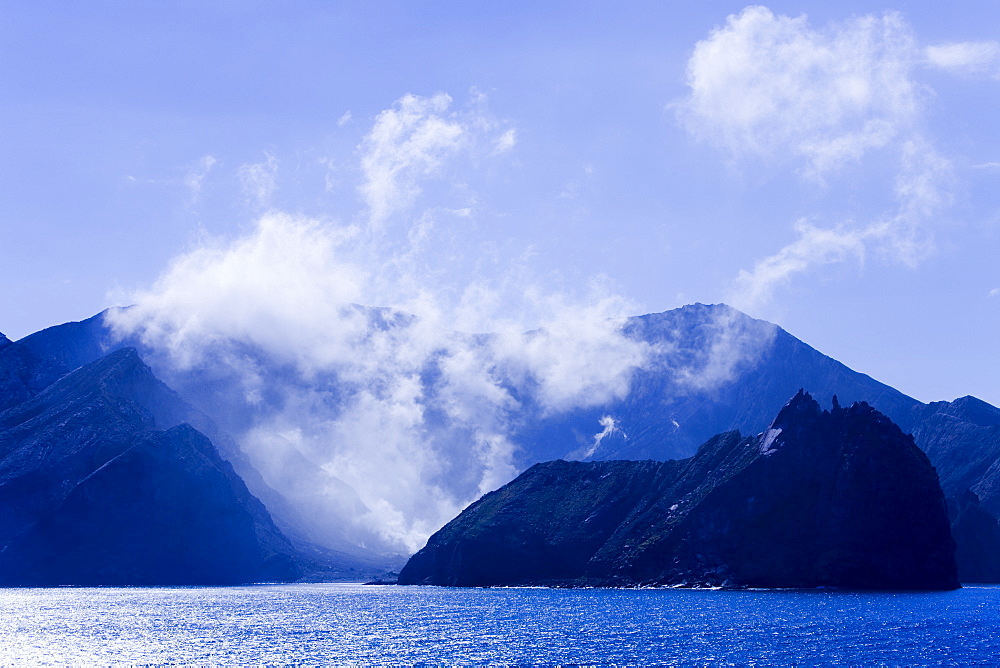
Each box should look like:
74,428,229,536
944,396,1000,428
769,389,822,429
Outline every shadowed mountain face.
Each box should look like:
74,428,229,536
0,345,301,585
399,392,958,590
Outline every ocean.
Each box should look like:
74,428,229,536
1,583,997,664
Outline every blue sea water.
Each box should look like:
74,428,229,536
1,583,998,665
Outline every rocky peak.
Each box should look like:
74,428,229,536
765,389,823,443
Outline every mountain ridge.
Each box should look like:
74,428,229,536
7,302,1000,580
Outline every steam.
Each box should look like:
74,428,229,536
109,92,649,555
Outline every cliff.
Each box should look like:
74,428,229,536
400,392,958,590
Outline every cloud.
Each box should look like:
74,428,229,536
493,128,517,154
673,305,778,392
184,155,217,199
110,94,646,555
729,142,952,310
110,213,366,371
677,6,919,180
731,220,866,312
680,6,954,311
110,215,648,553
926,41,1000,77
358,93,465,227
990,288,1000,298
337,110,353,127
357,92,516,229
238,152,279,210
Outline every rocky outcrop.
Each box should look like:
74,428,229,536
400,392,958,590
0,347,302,585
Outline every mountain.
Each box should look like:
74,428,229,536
515,303,923,464
10,311,397,568
399,392,958,590
0,345,301,585
10,304,1000,581
912,396,1000,515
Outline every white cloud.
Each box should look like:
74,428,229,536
729,139,952,310
989,288,1000,298
357,92,516,229
730,219,866,312
184,155,217,199
238,152,279,210
337,110,353,127
574,415,624,460
926,41,1000,77
493,128,517,154
681,6,954,311
109,95,643,555
678,6,920,180
110,213,366,371
493,295,648,415
358,93,465,227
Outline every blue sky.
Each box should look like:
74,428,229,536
3,1,1000,406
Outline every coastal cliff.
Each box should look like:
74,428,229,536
400,392,958,590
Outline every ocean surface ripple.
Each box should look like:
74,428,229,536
0,583,996,664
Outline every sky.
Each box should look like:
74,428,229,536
3,0,1000,411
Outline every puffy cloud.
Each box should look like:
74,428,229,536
492,294,649,415
678,6,919,180
673,305,778,392
111,213,366,371
110,93,646,555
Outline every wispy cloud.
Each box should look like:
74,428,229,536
731,220,866,311
493,128,517,154
184,155,217,200
926,41,1000,78
357,92,516,229
238,152,279,210
680,6,954,311
358,93,465,228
